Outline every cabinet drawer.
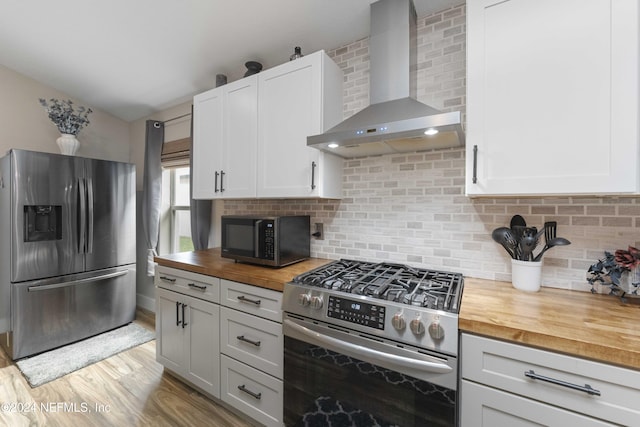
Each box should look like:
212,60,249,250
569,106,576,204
221,280,282,322
221,354,283,427
155,266,220,304
461,380,615,427
462,334,640,426
220,307,283,379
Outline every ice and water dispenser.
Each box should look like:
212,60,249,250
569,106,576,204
23,205,62,241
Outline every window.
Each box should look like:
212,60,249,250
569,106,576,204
168,166,194,253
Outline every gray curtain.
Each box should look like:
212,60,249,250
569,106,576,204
142,120,164,276
189,105,212,250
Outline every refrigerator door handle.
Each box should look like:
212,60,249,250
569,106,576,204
78,178,87,253
86,178,94,254
27,270,129,292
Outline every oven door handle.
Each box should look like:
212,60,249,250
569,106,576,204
284,319,452,374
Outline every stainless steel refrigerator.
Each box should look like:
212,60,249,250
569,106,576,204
0,149,136,360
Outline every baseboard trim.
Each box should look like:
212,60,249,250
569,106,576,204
136,293,155,313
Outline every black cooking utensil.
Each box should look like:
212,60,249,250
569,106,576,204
520,234,539,261
510,215,526,229
544,221,557,245
492,227,518,259
533,237,571,261
511,225,526,247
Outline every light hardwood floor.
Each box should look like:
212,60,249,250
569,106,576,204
0,308,252,427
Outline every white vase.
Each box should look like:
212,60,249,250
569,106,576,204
56,133,79,155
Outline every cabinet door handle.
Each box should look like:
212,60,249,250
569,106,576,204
472,145,478,184
188,283,207,291
215,171,220,193
524,370,601,396
311,161,317,190
181,303,188,328
237,295,261,305
176,301,181,327
160,276,176,283
237,384,262,400
237,335,261,347
220,170,225,192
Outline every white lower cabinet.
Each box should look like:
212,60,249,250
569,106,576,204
220,280,284,427
156,283,220,399
460,333,640,426
220,306,283,379
221,354,283,427
156,268,285,426
462,380,614,426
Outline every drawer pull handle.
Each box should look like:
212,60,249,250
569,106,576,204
237,384,262,400
237,335,261,347
160,276,176,283
188,283,207,291
237,295,261,305
524,370,601,396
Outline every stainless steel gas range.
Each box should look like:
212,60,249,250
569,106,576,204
282,259,464,427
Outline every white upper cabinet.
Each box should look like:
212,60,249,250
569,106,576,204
192,76,258,199
192,87,223,199
192,50,343,199
221,76,258,198
466,0,639,196
257,50,344,199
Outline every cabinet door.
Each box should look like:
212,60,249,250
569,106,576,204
220,76,257,198
184,295,221,399
156,288,185,373
192,87,223,198
257,53,321,198
256,52,331,198
461,380,615,427
466,0,639,196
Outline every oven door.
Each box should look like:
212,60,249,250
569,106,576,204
283,314,457,427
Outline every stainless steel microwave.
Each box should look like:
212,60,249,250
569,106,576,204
221,215,310,267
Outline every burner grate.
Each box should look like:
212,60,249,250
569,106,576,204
292,259,464,313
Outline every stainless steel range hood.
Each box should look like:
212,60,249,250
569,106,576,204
308,0,464,158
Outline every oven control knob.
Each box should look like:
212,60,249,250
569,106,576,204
391,313,406,330
310,295,324,310
428,320,445,340
298,293,311,307
410,317,425,336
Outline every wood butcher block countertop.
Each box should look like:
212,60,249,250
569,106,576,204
460,278,640,370
155,249,640,370
154,247,332,292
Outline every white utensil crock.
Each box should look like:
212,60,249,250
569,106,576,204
511,259,542,292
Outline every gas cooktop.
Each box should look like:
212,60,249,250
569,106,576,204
290,259,464,314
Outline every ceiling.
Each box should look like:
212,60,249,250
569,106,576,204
0,0,461,122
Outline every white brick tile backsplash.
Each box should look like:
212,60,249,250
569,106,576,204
222,3,640,293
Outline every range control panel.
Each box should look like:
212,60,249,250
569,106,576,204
327,296,385,330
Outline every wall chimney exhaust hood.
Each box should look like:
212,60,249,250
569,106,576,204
308,0,464,158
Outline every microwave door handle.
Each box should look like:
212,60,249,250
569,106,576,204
254,220,262,258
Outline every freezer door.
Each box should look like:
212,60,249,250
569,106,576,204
7,265,136,360
10,150,84,282
84,158,136,271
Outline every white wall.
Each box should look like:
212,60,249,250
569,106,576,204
0,64,130,161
